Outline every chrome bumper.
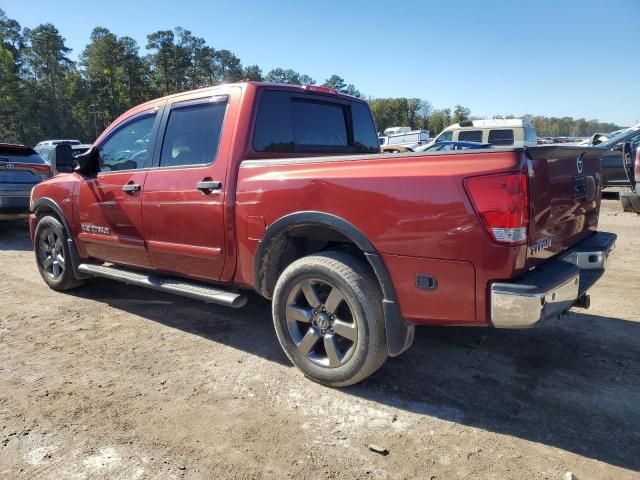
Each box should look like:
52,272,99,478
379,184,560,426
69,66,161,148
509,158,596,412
490,232,616,328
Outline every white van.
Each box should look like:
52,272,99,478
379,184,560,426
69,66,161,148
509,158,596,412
432,119,537,147
381,129,430,152
383,126,412,136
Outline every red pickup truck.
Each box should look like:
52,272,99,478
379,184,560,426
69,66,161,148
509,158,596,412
29,82,616,386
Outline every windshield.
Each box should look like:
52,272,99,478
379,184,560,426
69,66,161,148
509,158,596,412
598,126,638,149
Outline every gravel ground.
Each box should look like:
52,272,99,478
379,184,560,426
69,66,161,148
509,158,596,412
0,196,639,480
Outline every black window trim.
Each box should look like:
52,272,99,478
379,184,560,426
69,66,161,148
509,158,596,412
96,105,164,175
151,95,229,171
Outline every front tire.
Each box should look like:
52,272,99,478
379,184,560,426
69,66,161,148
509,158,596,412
272,251,388,387
34,215,85,291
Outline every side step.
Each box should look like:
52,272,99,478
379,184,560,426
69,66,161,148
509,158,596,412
77,263,247,308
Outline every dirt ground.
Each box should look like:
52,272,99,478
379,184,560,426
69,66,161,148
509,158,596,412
1,195,639,480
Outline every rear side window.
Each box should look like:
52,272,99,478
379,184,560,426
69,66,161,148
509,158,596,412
253,90,379,153
159,98,228,168
488,129,515,145
458,130,482,142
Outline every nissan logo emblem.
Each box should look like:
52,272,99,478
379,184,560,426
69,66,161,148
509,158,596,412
576,155,584,175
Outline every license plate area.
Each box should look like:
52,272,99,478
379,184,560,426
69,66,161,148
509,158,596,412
573,174,586,199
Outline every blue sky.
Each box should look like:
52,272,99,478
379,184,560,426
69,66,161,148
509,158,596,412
4,0,639,125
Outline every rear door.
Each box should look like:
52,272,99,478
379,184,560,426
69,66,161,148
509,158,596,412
525,146,604,267
77,107,162,268
600,130,640,186
141,93,234,282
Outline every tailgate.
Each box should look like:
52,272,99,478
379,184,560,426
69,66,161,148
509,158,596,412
525,146,605,268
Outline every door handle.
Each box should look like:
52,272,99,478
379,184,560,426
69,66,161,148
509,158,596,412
196,180,222,193
122,182,141,193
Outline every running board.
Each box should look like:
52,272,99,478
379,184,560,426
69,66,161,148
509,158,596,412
77,263,247,308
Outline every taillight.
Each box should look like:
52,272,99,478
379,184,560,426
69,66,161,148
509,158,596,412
464,172,529,245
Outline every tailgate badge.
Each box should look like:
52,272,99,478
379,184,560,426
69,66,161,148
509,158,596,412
576,155,584,174
3,163,15,169
530,237,552,254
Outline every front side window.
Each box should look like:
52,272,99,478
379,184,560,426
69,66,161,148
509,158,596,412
159,99,228,168
488,129,515,145
436,130,453,142
458,130,483,143
99,114,156,172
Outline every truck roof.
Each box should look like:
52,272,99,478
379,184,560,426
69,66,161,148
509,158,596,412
451,119,532,129
134,82,366,110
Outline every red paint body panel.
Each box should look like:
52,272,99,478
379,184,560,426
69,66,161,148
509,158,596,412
234,150,528,325
77,171,151,269
28,82,604,329
381,254,476,325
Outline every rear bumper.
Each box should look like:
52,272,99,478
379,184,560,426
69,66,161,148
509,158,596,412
490,232,616,328
0,192,30,220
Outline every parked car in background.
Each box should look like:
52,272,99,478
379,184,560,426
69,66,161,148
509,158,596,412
29,81,615,386
36,143,92,164
413,141,491,152
593,124,640,187
620,142,640,212
432,119,537,147
380,129,430,152
0,143,52,220
383,126,411,136
35,139,81,149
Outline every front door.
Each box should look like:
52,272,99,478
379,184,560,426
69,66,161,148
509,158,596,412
142,94,232,282
77,109,161,268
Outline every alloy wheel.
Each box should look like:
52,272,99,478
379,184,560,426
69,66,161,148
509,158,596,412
285,278,358,368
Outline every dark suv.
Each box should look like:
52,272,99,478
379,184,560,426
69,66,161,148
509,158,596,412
0,144,52,221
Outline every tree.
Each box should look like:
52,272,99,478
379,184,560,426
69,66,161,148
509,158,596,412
146,29,179,95
452,105,471,124
21,23,75,144
214,49,243,82
323,74,361,97
242,64,263,81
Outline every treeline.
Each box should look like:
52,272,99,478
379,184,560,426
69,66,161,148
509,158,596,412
0,9,622,146
368,98,622,137
0,9,360,145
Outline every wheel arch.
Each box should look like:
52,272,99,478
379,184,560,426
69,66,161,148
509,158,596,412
254,211,414,356
31,197,90,280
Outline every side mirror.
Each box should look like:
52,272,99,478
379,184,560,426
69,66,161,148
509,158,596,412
613,143,623,151
75,147,98,176
49,144,75,174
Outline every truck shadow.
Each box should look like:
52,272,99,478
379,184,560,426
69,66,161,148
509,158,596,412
73,279,640,472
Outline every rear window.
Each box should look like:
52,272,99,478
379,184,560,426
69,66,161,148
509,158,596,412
458,130,483,143
0,146,47,165
488,129,515,145
253,90,379,153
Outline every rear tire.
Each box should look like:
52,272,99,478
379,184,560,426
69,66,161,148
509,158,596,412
34,215,85,291
272,251,388,387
